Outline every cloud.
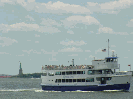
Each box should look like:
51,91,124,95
41,18,61,27
62,16,100,28
41,49,58,61
25,15,35,21
17,54,24,56
97,27,129,35
35,34,40,37
127,41,133,43
58,47,83,52
22,49,41,54
35,41,39,43
60,40,87,46
87,0,133,14
85,50,91,52
68,54,78,56
89,55,95,58
67,30,74,34
126,19,133,27
1,0,91,14
0,36,18,47
0,22,61,34
0,52,10,54
124,57,128,58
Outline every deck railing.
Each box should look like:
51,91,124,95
42,65,94,70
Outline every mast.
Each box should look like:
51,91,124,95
108,39,109,57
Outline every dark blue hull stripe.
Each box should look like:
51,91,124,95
41,84,130,91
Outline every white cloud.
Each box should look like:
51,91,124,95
58,47,83,52
18,54,24,56
41,18,61,27
0,52,10,54
22,49,41,54
35,41,39,43
41,49,58,61
1,0,91,14
127,41,133,43
130,32,133,34
87,0,133,14
62,16,100,28
60,40,87,46
67,30,74,34
35,34,40,37
126,19,133,27
68,54,78,56
124,57,128,58
85,50,91,52
0,36,18,47
89,55,95,58
0,22,61,34
95,48,103,54
85,58,87,60
97,27,129,35
25,15,35,21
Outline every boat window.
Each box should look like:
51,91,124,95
95,70,102,74
42,72,47,76
58,79,61,83
55,79,57,83
69,79,72,82
108,59,110,62
66,71,73,75
96,77,101,81
73,71,76,74
62,72,65,75
73,79,76,82
77,79,82,82
55,72,61,75
69,71,72,75
106,77,112,81
82,79,85,82
110,59,113,62
88,70,94,75
77,71,80,74
66,79,69,82
62,79,65,83
48,72,54,76
66,71,70,75
83,71,85,74
86,78,94,82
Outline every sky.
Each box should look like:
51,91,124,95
0,0,133,75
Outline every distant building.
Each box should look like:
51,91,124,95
19,62,23,76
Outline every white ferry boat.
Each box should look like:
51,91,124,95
41,41,132,91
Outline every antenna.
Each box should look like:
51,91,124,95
108,39,109,57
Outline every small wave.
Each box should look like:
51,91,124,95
0,88,40,92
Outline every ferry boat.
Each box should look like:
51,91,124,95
41,40,132,91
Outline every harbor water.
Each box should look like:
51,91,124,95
0,77,133,99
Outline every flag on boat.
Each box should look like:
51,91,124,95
102,49,106,52
128,65,131,66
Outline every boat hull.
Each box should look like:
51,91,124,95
41,83,130,91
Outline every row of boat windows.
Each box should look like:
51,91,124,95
42,69,113,76
55,71,85,75
106,58,117,62
55,78,94,83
